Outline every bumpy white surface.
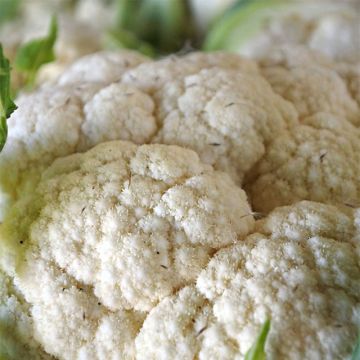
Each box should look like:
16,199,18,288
0,51,297,219
0,141,253,359
260,46,360,126
136,201,360,360
263,65,359,124
121,51,259,93
246,112,360,212
57,51,150,85
0,270,52,360
0,51,150,215
13,253,143,360
152,67,298,183
1,47,360,359
239,3,360,64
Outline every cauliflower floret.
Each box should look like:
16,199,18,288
0,141,253,358
135,285,214,360
121,51,259,93
239,4,360,64
70,58,297,184
246,113,360,213
0,51,297,219
136,201,360,360
259,45,335,69
66,53,297,185
152,67,298,183
0,51,150,217
307,11,360,63
57,50,150,85
14,251,143,360
262,64,359,125
260,46,360,126
0,269,52,359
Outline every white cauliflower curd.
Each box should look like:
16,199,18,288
0,50,298,219
246,112,360,212
0,45,359,359
259,46,360,125
0,269,52,360
135,201,360,360
0,141,253,359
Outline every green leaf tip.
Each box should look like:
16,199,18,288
14,15,58,89
0,44,17,152
245,319,271,360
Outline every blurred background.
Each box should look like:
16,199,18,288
0,0,359,90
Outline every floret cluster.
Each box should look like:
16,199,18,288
0,46,359,359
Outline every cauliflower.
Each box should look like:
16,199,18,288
0,50,298,219
259,46,360,126
149,67,297,183
0,269,52,360
262,64,359,125
135,201,360,360
121,48,259,93
0,50,149,218
57,51,150,85
259,45,360,106
0,140,253,358
206,0,360,64
246,112,360,213
1,46,359,359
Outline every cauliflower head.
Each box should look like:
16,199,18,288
0,140,253,359
135,201,360,360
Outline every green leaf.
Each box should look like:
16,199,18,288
203,0,348,52
105,28,156,58
203,0,287,51
0,44,17,152
0,0,21,27
115,0,193,55
14,15,57,89
245,319,271,360
116,0,142,30
352,331,360,360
